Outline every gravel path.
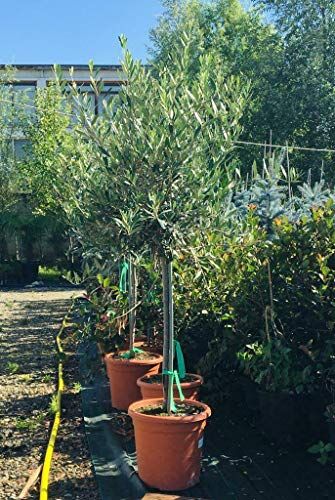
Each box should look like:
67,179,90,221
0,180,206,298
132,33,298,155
0,287,98,500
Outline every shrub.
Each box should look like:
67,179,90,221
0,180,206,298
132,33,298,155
175,177,335,398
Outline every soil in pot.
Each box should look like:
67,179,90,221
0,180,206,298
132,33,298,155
105,351,163,411
128,398,211,491
137,373,203,401
100,338,148,360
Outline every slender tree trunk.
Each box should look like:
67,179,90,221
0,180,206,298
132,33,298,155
162,257,174,414
128,256,137,353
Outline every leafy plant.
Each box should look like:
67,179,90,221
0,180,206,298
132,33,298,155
41,373,53,383
308,441,335,465
73,382,82,394
15,412,45,432
237,340,314,393
55,30,248,414
49,394,59,414
76,273,129,352
186,175,335,398
6,362,20,374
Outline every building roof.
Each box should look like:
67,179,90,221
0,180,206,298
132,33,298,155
0,64,123,70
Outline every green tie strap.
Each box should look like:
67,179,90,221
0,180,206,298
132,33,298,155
119,261,129,293
174,340,186,380
120,347,144,359
162,369,185,413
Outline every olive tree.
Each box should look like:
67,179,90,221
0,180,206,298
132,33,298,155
59,35,249,411
112,36,249,412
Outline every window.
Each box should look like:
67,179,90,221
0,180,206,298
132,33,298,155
97,84,122,115
13,82,36,115
14,139,29,160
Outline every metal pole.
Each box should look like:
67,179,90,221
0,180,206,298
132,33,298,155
162,258,174,413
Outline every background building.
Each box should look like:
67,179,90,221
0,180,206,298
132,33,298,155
0,64,124,157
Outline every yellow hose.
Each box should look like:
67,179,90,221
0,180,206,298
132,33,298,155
39,315,70,500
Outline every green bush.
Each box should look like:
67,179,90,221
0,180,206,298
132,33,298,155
175,182,335,398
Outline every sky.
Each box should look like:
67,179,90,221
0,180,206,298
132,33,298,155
0,0,253,66
0,0,164,65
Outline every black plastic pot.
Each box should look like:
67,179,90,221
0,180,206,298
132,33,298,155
302,392,329,443
22,261,39,284
241,376,260,414
329,421,335,446
0,260,39,285
258,390,305,446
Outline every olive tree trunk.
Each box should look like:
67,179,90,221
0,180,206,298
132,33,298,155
162,257,174,414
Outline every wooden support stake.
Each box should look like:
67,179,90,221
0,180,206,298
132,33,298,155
18,464,43,499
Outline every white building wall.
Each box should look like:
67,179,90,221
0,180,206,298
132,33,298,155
0,64,125,152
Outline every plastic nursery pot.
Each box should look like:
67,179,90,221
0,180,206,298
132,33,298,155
258,390,302,446
241,376,260,414
104,352,163,411
128,398,211,491
137,373,203,401
302,392,329,443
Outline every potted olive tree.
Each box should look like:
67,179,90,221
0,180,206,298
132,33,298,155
51,65,163,411
116,36,249,490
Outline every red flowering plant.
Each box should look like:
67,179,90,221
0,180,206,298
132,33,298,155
78,273,129,354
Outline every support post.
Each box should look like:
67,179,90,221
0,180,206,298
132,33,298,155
128,257,137,353
162,258,174,414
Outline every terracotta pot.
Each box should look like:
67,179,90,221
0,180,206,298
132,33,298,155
137,373,203,401
105,352,163,411
128,398,211,491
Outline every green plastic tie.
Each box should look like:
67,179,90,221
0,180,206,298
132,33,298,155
119,260,129,293
120,347,144,359
162,369,185,413
174,340,186,380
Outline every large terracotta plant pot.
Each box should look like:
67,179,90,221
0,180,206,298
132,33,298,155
137,373,203,401
100,338,148,363
128,398,211,491
105,352,163,411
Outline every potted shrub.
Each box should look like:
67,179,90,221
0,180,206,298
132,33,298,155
57,68,165,411
114,36,248,490
63,33,247,488
325,404,335,446
97,220,163,411
237,339,310,445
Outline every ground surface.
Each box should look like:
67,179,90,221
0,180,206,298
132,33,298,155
0,287,98,500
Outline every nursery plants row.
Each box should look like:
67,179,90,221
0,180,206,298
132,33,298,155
20,26,335,495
